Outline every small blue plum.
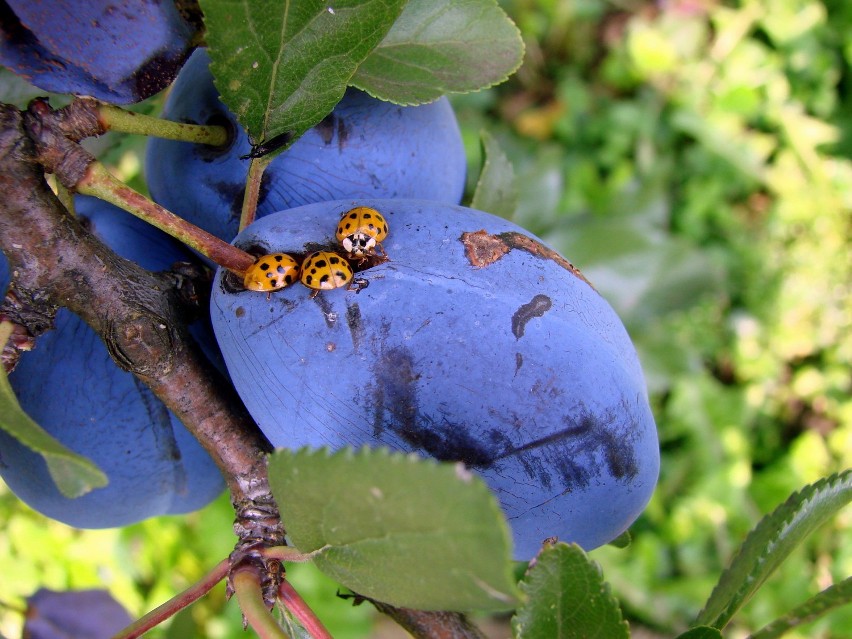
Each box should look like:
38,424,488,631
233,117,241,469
0,196,224,528
145,49,467,249
0,1,198,103
210,199,660,560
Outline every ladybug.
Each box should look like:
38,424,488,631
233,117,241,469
335,206,389,257
243,253,300,292
300,251,353,295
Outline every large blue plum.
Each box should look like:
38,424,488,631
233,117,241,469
145,49,467,248
210,199,660,559
0,0,197,103
0,196,224,528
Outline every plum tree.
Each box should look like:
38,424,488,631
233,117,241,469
0,0,199,103
146,49,467,248
0,196,224,528
210,199,660,560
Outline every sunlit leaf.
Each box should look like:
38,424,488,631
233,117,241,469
351,0,524,104
512,542,629,639
268,447,521,612
200,0,407,148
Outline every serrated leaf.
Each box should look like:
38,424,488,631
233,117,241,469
351,0,524,105
470,130,517,218
675,627,724,639
200,0,407,147
268,447,521,612
511,542,629,639
748,577,852,639
0,324,108,498
695,470,852,630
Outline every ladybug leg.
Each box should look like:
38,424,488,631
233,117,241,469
309,289,320,299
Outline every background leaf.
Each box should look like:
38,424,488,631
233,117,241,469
0,324,107,498
351,0,524,104
267,447,521,612
748,577,852,639
200,0,407,146
511,542,629,639
470,129,518,217
675,627,724,639
695,470,852,630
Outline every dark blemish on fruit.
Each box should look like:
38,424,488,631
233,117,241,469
207,179,244,221
132,50,191,103
235,307,245,318
134,378,187,491
371,346,419,439
459,230,594,288
514,352,523,376
312,293,336,328
315,113,335,144
511,294,552,339
337,117,349,151
346,302,364,350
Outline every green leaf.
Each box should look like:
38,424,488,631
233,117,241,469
748,577,852,639
695,470,852,630
675,627,724,639
351,0,524,105
200,0,407,146
0,323,108,498
470,130,518,218
511,542,629,639
606,530,632,549
268,447,521,612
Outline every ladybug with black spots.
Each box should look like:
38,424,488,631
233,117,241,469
335,206,389,258
300,251,354,297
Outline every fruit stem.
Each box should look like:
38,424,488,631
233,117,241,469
239,155,272,232
77,162,255,275
260,545,319,563
279,580,334,639
112,558,230,639
97,103,229,146
232,568,291,639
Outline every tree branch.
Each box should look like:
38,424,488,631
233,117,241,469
0,102,284,556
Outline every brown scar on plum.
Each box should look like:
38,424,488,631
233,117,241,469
459,229,595,289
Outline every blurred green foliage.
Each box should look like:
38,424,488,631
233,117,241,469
1,0,849,637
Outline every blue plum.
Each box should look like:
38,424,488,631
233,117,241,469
145,49,467,249
0,0,198,103
210,199,660,560
0,196,224,528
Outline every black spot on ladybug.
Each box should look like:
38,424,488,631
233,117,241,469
259,262,270,272
274,255,283,262
315,259,328,268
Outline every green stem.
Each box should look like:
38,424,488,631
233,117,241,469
260,546,319,563
77,162,255,275
239,155,273,232
232,568,291,639
97,104,229,146
112,558,230,639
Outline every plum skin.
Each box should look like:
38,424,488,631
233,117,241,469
0,0,197,103
146,49,467,248
210,199,660,560
0,197,224,528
